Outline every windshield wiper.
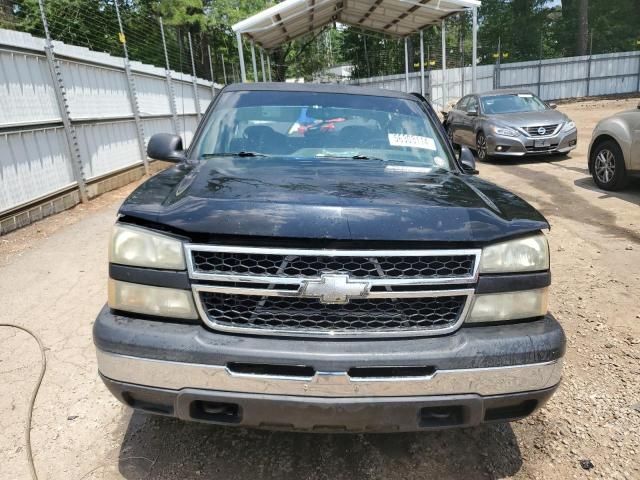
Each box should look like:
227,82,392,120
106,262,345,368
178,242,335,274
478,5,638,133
315,153,399,162
200,151,268,158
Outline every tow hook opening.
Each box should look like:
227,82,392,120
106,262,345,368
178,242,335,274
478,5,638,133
419,405,465,428
190,400,241,423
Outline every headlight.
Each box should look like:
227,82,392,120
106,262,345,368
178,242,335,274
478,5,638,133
466,288,548,323
479,234,549,273
492,126,518,137
562,121,576,132
109,223,185,270
108,279,197,319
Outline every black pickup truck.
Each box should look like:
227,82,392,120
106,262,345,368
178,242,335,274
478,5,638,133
94,83,565,432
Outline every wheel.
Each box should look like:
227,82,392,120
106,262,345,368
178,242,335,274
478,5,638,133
476,131,490,161
590,140,627,191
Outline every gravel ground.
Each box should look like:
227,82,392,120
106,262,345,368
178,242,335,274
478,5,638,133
0,96,639,480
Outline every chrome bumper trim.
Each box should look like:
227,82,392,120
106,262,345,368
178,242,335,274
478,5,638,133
96,349,563,398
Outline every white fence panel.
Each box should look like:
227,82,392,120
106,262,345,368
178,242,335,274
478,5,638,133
60,59,132,119
173,80,197,115
180,115,199,147
430,64,494,108
135,74,172,116
198,84,213,113
142,117,175,144
346,51,640,105
0,127,75,212
0,49,60,126
76,120,142,180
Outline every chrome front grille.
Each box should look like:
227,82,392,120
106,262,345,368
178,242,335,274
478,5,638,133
191,250,476,279
199,293,468,334
523,124,560,137
186,245,480,337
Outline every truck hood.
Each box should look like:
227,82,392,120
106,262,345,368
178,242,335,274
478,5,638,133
120,158,548,244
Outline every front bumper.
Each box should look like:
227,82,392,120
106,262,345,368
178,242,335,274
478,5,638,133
94,306,565,432
486,129,577,156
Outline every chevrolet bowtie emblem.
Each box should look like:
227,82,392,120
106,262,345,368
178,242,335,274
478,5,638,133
299,273,371,304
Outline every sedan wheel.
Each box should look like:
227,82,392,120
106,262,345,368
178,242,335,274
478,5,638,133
590,140,627,191
595,150,615,183
476,132,489,161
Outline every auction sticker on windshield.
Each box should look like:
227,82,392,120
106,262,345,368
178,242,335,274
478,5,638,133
388,133,436,151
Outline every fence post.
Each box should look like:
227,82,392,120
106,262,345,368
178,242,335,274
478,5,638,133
537,60,542,97
267,55,272,81
250,41,259,82
221,54,228,84
404,37,410,92
472,6,478,93
114,0,148,175
207,44,216,98
637,51,640,92
419,29,425,96
586,32,593,97
260,49,266,82
187,32,202,121
159,18,180,136
441,20,447,110
37,0,88,202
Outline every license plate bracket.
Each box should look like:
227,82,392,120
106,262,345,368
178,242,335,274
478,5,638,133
534,139,551,148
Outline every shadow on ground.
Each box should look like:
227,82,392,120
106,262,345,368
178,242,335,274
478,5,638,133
573,176,640,207
118,412,523,480
477,153,571,168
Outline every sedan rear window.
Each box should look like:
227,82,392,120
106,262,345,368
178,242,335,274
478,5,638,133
193,90,454,171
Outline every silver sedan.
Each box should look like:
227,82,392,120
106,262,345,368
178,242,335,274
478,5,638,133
444,89,578,160
588,102,640,190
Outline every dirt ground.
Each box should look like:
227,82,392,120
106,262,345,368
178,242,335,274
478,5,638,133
1,97,639,480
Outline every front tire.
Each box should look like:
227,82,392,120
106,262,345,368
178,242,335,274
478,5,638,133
590,140,627,191
476,131,490,161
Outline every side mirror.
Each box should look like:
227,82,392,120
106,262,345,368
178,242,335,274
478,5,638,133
147,133,186,163
459,147,478,174
467,108,478,116
548,103,558,110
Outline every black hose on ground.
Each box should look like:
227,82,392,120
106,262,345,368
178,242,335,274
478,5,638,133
0,323,46,480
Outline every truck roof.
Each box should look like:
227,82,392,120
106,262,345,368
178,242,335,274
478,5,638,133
223,82,419,100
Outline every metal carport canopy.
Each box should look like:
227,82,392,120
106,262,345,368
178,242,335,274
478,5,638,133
233,0,479,50
231,0,480,105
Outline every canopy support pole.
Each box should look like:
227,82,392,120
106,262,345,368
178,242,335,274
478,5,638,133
420,29,425,96
472,6,478,93
267,55,272,81
236,32,246,82
250,41,258,82
260,49,266,82
404,37,410,92
441,20,447,111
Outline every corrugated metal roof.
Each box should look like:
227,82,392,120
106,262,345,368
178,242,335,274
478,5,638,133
232,0,481,49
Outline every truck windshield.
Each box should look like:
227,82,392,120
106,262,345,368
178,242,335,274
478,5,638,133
481,93,548,114
192,90,455,171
